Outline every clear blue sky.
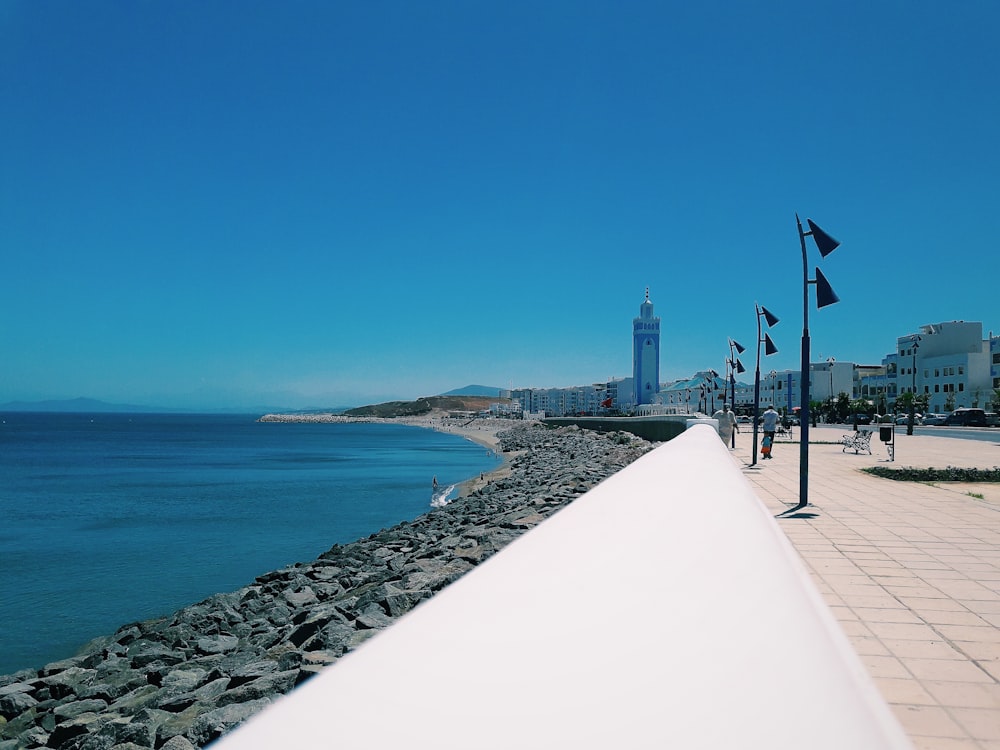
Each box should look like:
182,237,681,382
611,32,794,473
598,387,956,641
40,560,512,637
3,1,998,410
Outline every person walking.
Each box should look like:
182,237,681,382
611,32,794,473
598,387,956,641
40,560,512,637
761,405,780,458
712,403,739,448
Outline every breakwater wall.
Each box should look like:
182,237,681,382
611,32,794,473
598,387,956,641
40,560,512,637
543,414,688,442
216,424,912,750
0,424,651,750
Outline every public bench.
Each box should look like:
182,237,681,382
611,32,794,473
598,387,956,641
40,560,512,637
841,428,873,455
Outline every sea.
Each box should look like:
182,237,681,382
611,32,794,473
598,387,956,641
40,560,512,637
0,412,501,676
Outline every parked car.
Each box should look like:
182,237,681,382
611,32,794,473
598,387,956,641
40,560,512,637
852,414,872,425
986,412,1000,427
894,413,922,425
922,413,949,426
943,408,987,427
736,416,752,424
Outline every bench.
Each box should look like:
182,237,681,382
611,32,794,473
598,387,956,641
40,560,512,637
840,429,873,455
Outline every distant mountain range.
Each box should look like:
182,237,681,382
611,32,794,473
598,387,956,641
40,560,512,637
0,387,504,414
438,385,503,397
0,397,163,413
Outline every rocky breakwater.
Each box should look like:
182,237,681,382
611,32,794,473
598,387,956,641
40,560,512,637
0,423,651,750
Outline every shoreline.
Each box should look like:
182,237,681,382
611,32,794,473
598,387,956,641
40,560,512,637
258,412,522,499
0,422,652,749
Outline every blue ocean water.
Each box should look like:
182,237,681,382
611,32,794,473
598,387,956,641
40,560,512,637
0,413,501,676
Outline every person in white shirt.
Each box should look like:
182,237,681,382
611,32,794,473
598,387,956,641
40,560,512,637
761,405,780,458
712,403,739,448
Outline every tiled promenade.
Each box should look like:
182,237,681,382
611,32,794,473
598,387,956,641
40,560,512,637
731,424,1000,749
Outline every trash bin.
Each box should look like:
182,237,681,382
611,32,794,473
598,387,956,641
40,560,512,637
879,425,893,442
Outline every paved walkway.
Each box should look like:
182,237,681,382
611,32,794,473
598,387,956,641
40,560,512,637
730,424,1000,749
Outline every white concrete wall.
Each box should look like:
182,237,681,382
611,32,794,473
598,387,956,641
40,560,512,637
215,425,912,750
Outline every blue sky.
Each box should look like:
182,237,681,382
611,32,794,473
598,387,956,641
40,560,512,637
3,1,998,410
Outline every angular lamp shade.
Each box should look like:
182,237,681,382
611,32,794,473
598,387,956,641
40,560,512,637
731,339,746,355
764,333,778,356
806,219,840,257
735,358,747,374
815,267,841,308
760,306,780,328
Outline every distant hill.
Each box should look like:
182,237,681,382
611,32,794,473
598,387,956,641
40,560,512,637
0,397,159,413
438,385,503,397
343,395,506,418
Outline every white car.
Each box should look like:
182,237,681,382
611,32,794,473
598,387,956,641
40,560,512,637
894,413,922,425
922,413,949,426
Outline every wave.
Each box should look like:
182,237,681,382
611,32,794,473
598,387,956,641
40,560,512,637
430,483,458,507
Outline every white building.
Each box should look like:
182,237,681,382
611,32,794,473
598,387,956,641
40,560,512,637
510,378,632,418
888,321,996,413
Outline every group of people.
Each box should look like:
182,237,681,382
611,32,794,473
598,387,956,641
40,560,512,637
712,403,782,457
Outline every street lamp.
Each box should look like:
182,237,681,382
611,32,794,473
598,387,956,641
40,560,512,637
827,356,836,422
907,335,922,435
750,304,780,466
727,338,747,447
796,215,841,512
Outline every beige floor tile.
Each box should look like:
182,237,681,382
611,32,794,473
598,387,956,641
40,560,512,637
951,642,1000,661
869,621,946,641
876,676,939,705
920,610,991,627
853,606,925,624
862,653,914,679
882,639,970,661
923,681,1000,709
849,635,892,656
948,708,1000,741
910,735,982,749
893,704,968,738
905,658,995,683
935,625,1000,643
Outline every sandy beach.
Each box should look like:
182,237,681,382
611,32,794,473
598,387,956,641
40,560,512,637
385,415,520,497
258,412,523,498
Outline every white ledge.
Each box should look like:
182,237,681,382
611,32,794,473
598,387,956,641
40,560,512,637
216,424,912,749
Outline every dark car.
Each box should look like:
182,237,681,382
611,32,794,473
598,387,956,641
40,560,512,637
851,414,872,425
943,408,987,427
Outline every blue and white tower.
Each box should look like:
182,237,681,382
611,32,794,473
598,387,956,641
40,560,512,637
633,288,661,406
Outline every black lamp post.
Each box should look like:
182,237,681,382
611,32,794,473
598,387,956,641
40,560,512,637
727,339,746,447
708,370,720,414
750,304,780,466
795,215,841,512
907,335,922,435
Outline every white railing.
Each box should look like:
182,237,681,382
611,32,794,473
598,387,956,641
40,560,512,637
215,424,911,749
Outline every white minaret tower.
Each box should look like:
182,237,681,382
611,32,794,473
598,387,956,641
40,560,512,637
632,288,661,406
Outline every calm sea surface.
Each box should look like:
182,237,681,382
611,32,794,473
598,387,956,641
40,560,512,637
0,413,500,676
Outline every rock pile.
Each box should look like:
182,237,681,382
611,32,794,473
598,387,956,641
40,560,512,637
0,423,651,749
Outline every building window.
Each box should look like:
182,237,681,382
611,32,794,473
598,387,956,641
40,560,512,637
959,366,964,375
934,369,939,377
959,383,965,392
935,385,940,392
